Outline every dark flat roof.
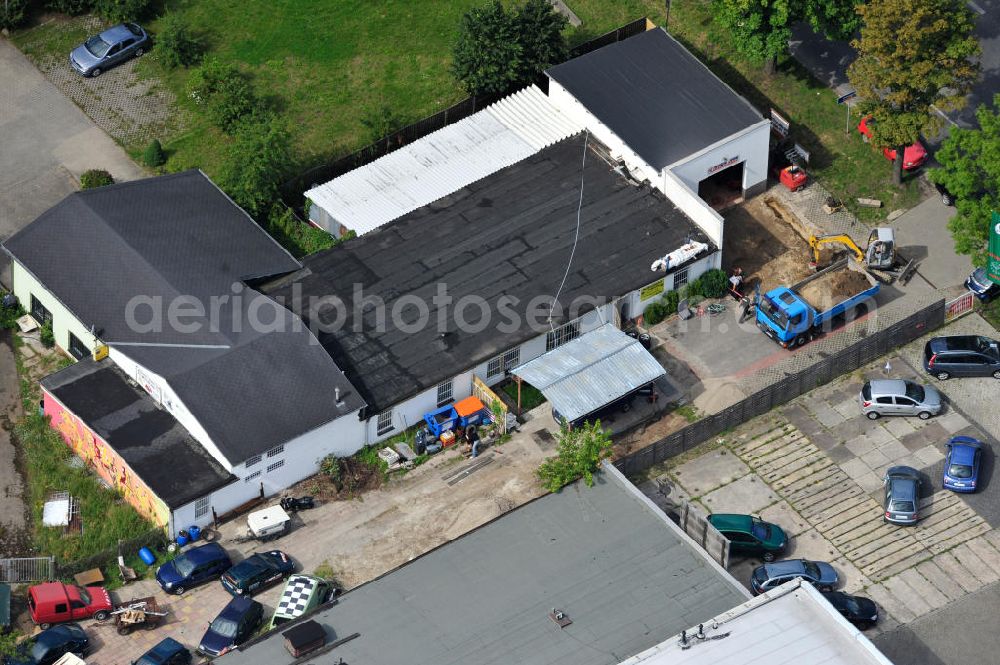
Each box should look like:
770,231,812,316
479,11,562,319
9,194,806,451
546,29,764,170
217,468,749,665
5,170,365,465
42,359,236,509
263,134,713,414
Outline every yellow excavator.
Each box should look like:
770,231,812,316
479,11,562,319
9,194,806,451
809,228,911,283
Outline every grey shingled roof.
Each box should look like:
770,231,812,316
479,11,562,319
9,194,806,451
217,467,749,665
263,134,713,414
42,359,236,509
546,29,764,170
4,171,365,465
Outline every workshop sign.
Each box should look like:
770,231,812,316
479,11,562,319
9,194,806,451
707,156,740,175
989,211,1000,285
640,279,665,301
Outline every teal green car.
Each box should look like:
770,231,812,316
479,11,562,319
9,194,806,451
707,514,787,562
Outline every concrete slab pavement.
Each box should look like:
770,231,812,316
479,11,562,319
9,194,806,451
892,196,970,289
0,37,145,286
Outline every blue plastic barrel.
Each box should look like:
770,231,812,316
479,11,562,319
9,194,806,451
138,547,155,566
187,525,201,542
175,533,189,547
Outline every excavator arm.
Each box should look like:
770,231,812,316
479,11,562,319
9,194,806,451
808,234,866,265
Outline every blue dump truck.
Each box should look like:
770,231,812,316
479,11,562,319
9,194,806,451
756,259,879,348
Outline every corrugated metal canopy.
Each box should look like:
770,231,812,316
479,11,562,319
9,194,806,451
513,324,666,423
306,85,583,236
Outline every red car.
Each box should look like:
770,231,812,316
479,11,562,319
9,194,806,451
28,582,113,628
857,116,927,170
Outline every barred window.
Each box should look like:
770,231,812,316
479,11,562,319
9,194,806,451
266,445,284,458
487,347,520,378
673,267,689,290
194,496,210,518
546,321,581,352
267,459,285,473
244,470,261,482
377,409,394,435
245,455,261,468
437,381,454,408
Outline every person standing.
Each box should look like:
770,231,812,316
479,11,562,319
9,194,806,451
728,267,744,300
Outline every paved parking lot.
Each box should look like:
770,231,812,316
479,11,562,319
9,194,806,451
642,312,1000,636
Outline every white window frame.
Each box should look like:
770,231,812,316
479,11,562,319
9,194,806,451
244,470,261,482
487,347,520,378
266,459,285,473
436,381,454,408
194,496,210,519
266,445,284,458
377,409,394,436
546,320,581,352
245,455,261,468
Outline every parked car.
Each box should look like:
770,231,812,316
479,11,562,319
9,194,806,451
821,591,879,629
923,335,1000,380
156,542,231,595
132,638,191,665
70,23,149,77
883,466,922,525
27,582,112,628
943,436,983,493
858,116,928,170
3,623,89,665
749,559,839,595
933,180,954,206
858,379,942,420
221,550,294,596
707,514,787,562
198,596,264,658
268,574,336,630
965,267,1000,302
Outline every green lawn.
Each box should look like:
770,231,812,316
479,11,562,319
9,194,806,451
502,380,546,412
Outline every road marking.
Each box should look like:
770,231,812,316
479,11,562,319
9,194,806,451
967,1,986,15
931,104,960,127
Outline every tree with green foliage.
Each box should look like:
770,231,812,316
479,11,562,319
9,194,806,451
1,0,29,30
155,13,203,69
847,0,980,186
142,139,166,168
220,120,292,218
93,0,150,23
536,421,613,492
80,169,114,189
930,95,1000,266
45,0,92,15
452,0,567,96
712,0,861,75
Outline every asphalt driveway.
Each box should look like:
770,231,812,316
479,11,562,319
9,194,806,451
0,37,144,286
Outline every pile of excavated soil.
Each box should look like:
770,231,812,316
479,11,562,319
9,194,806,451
798,269,873,309
722,196,814,292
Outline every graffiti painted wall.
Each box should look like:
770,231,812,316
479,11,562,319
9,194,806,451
43,391,170,529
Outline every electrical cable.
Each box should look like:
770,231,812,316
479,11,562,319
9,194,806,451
549,129,589,325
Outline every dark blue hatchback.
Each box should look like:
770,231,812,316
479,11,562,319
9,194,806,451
155,543,231,595
132,637,190,665
221,550,294,596
943,436,983,493
198,596,263,657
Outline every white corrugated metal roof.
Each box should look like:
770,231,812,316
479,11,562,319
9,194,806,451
512,324,665,424
306,85,583,235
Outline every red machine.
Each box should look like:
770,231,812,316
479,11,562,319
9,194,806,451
780,165,807,192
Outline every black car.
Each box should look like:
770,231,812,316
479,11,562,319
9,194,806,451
221,550,294,596
923,335,1000,380
132,638,190,665
198,596,264,657
5,623,89,665
821,591,879,629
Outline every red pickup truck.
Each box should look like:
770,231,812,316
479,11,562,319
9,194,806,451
28,582,113,628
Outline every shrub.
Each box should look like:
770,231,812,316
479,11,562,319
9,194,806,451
207,75,257,134
266,206,344,257
39,321,54,348
643,300,667,326
93,0,150,23
219,120,292,218
142,139,166,168
536,421,612,492
155,13,202,69
0,0,29,30
699,268,729,298
663,290,680,315
80,169,114,189
360,103,405,144
684,276,704,299
45,0,92,15
187,58,239,105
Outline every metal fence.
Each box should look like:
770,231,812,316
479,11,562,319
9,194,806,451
282,17,651,203
614,298,946,477
0,556,55,583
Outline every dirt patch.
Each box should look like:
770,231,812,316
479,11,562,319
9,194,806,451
722,196,815,291
289,457,383,501
797,267,873,309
